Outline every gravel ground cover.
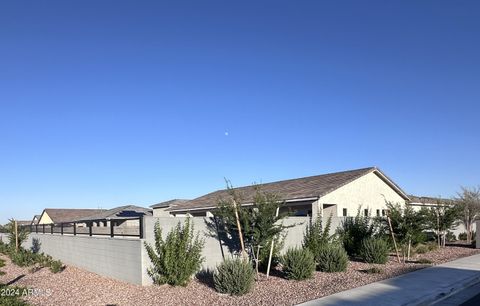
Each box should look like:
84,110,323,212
1,245,478,306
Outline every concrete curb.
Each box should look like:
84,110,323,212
299,253,480,306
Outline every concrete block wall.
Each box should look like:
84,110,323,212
3,233,144,285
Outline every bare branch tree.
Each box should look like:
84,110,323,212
456,186,480,244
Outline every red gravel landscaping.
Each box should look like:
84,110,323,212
1,244,478,306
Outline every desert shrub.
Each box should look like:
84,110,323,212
459,232,468,241
364,266,382,274
417,258,433,264
445,231,456,242
426,242,439,252
0,240,10,254
414,244,429,254
9,249,39,267
316,244,348,272
337,209,375,256
359,238,389,264
213,258,255,296
144,218,205,286
0,258,5,276
281,247,315,280
303,215,335,262
49,260,64,273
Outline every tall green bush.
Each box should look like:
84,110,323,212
337,209,375,256
144,218,205,286
303,214,335,262
213,258,255,296
281,247,315,280
359,238,389,264
316,244,348,272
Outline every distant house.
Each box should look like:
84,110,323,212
408,195,453,210
31,215,41,226
167,167,409,218
37,208,105,225
73,205,152,227
150,199,189,217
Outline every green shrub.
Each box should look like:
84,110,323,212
364,266,382,274
10,249,39,267
414,244,429,254
144,218,205,286
316,244,348,272
359,238,389,264
303,215,335,263
426,242,439,252
445,231,456,242
213,258,255,296
337,210,375,256
417,258,433,264
49,260,64,273
281,247,315,280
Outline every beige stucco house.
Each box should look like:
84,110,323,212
164,167,410,218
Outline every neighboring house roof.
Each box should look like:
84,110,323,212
73,205,152,222
40,208,106,224
408,195,452,206
150,199,189,209
169,167,409,212
31,215,41,225
16,220,31,226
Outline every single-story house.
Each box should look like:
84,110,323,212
408,195,452,210
73,205,152,227
167,167,410,218
37,208,106,225
150,199,189,217
31,215,41,226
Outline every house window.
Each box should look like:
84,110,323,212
364,209,368,217
343,208,347,217
376,209,380,217
382,209,386,216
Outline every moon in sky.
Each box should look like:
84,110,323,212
224,132,229,136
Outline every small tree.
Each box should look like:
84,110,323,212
5,219,29,250
421,201,460,247
380,202,426,261
213,184,291,271
144,218,205,286
456,186,480,244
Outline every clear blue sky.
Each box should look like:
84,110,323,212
1,1,479,224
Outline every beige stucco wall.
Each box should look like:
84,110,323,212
38,212,53,225
318,171,406,217
152,207,171,217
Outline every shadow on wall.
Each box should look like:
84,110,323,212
204,216,239,259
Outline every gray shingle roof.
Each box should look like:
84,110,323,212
73,205,152,222
408,195,452,205
42,208,106,224
31,215,41,225
150,199,189,209
170,167,408,212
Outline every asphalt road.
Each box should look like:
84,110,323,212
435,282,480,306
